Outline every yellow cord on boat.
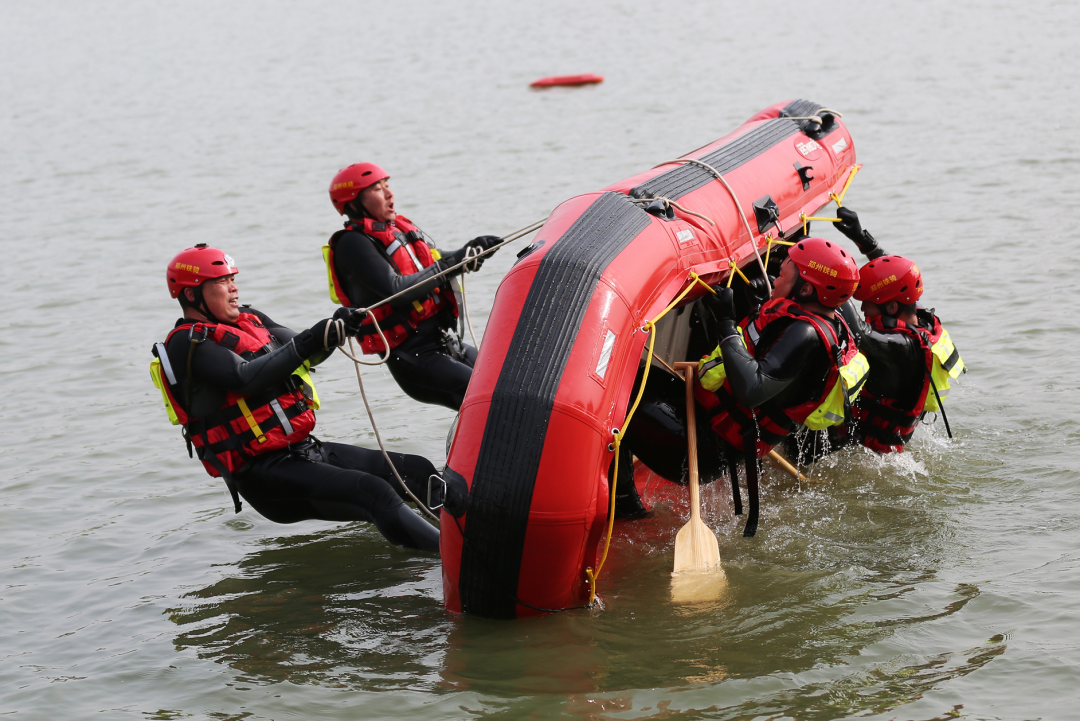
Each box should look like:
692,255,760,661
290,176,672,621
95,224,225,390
585,271,715,606
763,234,795,270
829,163,862,207
725,260,750,288
800,212,843,235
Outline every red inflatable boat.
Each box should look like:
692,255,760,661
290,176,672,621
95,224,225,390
440,100,859,618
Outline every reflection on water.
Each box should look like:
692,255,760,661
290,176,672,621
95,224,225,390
166,444,996,718
169,527,451,691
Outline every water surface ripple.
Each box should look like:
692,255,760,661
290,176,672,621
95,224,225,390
3,0,1078,718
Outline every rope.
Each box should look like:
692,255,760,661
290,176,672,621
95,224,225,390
829,163,861,207
346,336,440,522
629,195,717,227
652,157,773,294
584,270,716,606
456,248,482,348
763,234,795,270
339,216,548,369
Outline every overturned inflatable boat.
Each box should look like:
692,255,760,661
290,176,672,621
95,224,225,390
440,100,859,618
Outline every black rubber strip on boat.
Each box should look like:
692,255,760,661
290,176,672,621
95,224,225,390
457,191,651,618
630,99,834,201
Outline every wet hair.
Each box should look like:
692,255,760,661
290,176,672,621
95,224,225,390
893,301,918,317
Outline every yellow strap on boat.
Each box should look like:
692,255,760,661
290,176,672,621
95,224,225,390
800,212,843,236
763,234,795,270
725,260,750,288
585,270,714,606
236,397,267,443
829,163,862,207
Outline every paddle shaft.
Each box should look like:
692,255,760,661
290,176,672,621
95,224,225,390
767,449,807,481
672,362,722,573
675,362,702,520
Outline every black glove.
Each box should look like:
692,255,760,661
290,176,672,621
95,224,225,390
834,206,881,257
333,306,366,337
744,277,770,309
293,318,345,357
442,243,487,273
703,286,739,337
468,235,503,252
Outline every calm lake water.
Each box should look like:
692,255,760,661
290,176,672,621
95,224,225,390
3,0,1079,718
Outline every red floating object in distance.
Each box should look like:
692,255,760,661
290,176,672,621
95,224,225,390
529,74,604,88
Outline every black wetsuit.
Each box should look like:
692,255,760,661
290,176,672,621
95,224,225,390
333,228,477,411
841,303,926,414
623,302,840,485
164,308,440,551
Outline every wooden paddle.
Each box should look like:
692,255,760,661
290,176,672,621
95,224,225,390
767,449,808,481
672,362,721,573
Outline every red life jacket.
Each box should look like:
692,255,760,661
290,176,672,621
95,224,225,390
158,313,317,482
853,310,943,454
325,215,457,354
696,298,855,457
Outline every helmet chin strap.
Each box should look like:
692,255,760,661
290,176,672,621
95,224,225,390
191,285,223,325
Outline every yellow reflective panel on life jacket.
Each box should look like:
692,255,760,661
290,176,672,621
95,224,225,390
840,351,870,403
429,247,442,261
322,244,342,305
697,327,745,392
150,358,181,426
924,328,963,413
932,327,965,379
803,350,870,431
292,361,321,411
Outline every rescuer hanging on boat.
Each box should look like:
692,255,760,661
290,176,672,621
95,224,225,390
324,162,502,411
150,245,440,551
822,207,965,455
618,238,867,532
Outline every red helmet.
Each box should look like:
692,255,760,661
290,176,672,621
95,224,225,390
329,162,389,215
854,255,923,305
166,244,238,299
787,237,859,307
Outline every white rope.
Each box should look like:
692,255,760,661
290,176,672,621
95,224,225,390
652,157,773,293
645,108,844,293
347,336,440,523
629,195,717,227
457,251,480,348
339,217,546,367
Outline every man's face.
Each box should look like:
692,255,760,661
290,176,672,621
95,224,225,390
359,179,395,223
200,275,240,323
770,258,799,301
861,300,882,319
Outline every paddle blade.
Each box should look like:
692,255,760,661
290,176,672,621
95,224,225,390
672,517,721,573
670,566,729,604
